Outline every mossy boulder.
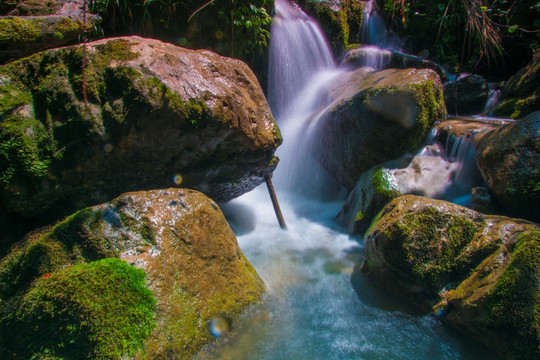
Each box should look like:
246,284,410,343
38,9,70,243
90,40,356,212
299,0,365,57
315,67,446,189
0,0,101,63
358,195,539,358
475,111,540,222
0,36,281,228
436,228,540,359
0,188,264,359
493,51,540,119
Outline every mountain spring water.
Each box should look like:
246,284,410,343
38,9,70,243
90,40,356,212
198,1,500,358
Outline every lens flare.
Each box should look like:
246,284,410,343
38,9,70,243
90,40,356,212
209,314,230,338
173,174,183,185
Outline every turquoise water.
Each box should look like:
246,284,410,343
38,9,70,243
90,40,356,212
196,189,501,360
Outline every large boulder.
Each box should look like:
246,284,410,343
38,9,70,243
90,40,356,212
475,111,540,222
315,67,446,189
493,51,540,119
0,36,281,227
0,188,264,359
443,74,490,116
0,0,101,63
357,195,539,359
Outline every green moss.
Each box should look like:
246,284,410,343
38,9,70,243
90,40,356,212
0,18,41,42
0,115,52,188
355,211,364,221
53,17,83,40
486,228,540,359
94,39,140,64
0,258,155,360
0,82,32,114
384,206,480,293
371,167,400,198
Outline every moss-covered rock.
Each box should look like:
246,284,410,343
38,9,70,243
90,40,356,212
299,0,365,57
0,188,264,359
493,51,540,119
0,258,156,360
0,0,101,63
360,195,489,299
315,67,446,189
0,36,281,230
475,111,540,222
436,228,540,360
358,195,539,358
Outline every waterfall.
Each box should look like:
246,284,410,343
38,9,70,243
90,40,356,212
269,0,346,201
268,0,336,120
202,2,501,359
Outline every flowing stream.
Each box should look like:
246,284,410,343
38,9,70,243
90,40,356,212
198,1,500,358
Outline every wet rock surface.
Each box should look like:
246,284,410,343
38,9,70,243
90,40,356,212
0,36,281,228
357,195,539,359
0,188,264,359
493,51,540,119
443,74,490,116
315,67,446,189
476,111,540,222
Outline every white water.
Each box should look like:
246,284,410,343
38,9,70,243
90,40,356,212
198,1,500,358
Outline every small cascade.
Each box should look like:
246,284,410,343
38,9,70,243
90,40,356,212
350,45,392,70
483,89,501,116
268,0,336,119
362,0,402,51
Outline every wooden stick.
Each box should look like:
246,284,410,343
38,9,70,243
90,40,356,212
264,174,287,230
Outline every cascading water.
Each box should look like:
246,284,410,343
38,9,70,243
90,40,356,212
198,1,500,358
268,0,336,119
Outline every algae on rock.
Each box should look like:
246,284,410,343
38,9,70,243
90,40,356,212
0,188,265,359
358,195,539,359
0,36,281,229
315,67,446,189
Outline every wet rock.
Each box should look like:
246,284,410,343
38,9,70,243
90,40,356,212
341,45,448,81
476,111,540,222
493,51,540,119
0,188,264,359
337,138,482,236
470,186,494,214
358,194,539,358
315,67,446,189
0,0,101,63
0,36,281,226
434,117,502,144
443,74,490,116
436,228,540,360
